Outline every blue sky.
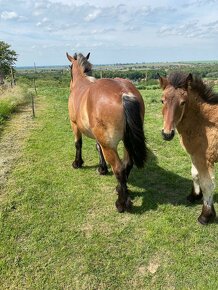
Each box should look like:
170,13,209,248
0,0,218,66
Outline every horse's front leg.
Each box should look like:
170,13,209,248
96,142,108,175
70,121,84,169
193,160,216,224
187,162,203,203
101,147,132,212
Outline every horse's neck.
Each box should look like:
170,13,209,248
177,91,202,133
71,68,90,96
177,90,218,133
72,67,83,83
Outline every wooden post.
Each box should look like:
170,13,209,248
31,62,37,118
33,62,37,96
10,67,15,87
100,71,103,79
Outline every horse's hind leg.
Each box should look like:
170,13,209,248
101,146,132,212
70,121,84,169
123,149,133,179
96,143,108,175
187,163,203,203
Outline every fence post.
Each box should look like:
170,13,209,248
33,62,37,96
31,62,37,118
10,67,15,87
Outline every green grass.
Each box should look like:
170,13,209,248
0,86,32,125
0,82,218,289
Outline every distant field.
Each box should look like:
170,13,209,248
16,59,218,72
0,73,217,289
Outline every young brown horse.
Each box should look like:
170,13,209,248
67,52,147,212
159,72,218,224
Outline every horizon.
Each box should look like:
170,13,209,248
15,59,218,69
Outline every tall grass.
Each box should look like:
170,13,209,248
0,86,33,125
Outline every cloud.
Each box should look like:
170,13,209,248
159,18,218,39
183,0,217,7
84,9,102,22
36,17,49,27
1,11,18,20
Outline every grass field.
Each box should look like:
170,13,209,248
0,80,218,289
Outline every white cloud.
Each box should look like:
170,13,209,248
84,9,102,22
1,11,18,20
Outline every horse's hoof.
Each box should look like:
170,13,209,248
187,188,203,203
116,185,121,193
198,204,216,225
115,200,125,213
72,159,84,169
115,198,132,213
125,197,133,211
98,166,108,175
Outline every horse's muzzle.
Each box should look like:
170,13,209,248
161,129,175,141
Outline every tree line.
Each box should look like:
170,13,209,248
0,41,17,85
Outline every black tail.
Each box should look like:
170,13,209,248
123,95,147,168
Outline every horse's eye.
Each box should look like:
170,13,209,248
161,100,164,104
180,100,186,106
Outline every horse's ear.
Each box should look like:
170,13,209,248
66,52,74,63
158,73,169,89
186,73,193,89
186,73,193,83
86,52,90,60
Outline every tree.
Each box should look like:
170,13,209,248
0,41,17,84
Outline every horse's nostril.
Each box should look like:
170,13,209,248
161,129,175,141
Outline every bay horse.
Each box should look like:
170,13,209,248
159,72,218,224
66,52,147,212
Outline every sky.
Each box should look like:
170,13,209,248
0,0,218,66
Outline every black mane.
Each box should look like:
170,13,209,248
77,53,92,75
191,76,218,104
168,71,188,89
168,71,218,104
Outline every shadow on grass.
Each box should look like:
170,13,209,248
79,164,113,176
128,149,217,214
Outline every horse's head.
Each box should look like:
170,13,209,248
158,73,192,141
66,52,91,77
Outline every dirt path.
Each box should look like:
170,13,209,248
0,106,35,192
